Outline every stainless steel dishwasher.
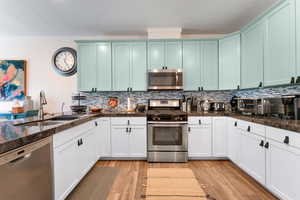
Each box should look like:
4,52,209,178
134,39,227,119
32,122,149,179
0,137,53,200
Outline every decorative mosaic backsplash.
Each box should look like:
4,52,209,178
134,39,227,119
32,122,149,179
76,85,300,110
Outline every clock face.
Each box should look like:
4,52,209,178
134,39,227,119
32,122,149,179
52,47,77,76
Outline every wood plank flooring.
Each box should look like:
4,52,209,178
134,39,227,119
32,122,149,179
96,160,278,200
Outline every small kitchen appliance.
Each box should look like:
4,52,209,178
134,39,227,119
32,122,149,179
147,99,188,162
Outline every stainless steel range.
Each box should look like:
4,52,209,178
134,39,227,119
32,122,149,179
147,99,188,163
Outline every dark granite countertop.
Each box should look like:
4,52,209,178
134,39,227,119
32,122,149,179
188,112,300,133
0,111,147,155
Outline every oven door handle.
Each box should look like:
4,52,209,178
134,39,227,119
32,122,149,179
148,124,187,128
147,121,188,124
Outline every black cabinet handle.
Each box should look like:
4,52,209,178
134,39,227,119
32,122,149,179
95,88,97,92
247,126,251,132
291,77,295,84
199,120,201,125
188,127,191,132
91,88,94,92
284,136,290,145
234,121,237,127
129,128,132,133
259,140,264,147
198,87,201,91
95,121,98,126
127,120,130,125
259,82,263,87
264,142,269,149
77,138,83,146
237,85,240,90
296,76,300,84
126,128,128,133
201,87,204,91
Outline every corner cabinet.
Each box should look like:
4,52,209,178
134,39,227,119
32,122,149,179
264,0,296,86
148,40,182,70
241,22,264,89
77,42,112,92
183,40,218,91
219,34,241,90
112,41,147,91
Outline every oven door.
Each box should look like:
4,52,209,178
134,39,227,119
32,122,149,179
148,70,183,90
147,122,188,151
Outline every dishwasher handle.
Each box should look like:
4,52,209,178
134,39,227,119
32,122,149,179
9,153,32,165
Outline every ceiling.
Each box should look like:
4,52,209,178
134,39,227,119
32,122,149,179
0,0,279,36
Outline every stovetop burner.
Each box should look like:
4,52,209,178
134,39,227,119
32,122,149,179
147,110,187,122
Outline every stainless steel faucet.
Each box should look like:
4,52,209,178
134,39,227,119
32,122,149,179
39,90,47,120
61,102,65,115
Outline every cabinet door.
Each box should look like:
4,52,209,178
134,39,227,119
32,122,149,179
227,119,240,164
96,42,112,91
266,140,300,200
202,41,219,90
112,42,131,91
111,126,129,157
183,41,201,91
241,22,264,89
165,40,182,69
239,131,266,185
97,118,111,157
148,41,165,69
129,126,147,157
219,34,241,90
212,117,227,157
188,125,212,157
264,0,296,86
54,140,79,200
131,42,147,91
78,44,97,91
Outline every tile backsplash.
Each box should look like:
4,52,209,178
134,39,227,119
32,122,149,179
76,85,300,110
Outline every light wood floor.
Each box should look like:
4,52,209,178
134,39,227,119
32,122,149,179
96,160,278,200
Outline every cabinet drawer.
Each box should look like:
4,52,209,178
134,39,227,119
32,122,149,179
111,117,146,126
266,127,300,149
188,117,212,125
237,120,265,137
53,121,95,148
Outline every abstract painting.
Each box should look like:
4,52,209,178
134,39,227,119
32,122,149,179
0,60,26,101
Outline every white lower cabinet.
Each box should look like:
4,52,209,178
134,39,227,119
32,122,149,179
111,117,147,158
227,118,240,164
239,130,266,185
265,132,300,200
96,117,111,157
53,121,99,200
188,125,212,157
212,117,227,157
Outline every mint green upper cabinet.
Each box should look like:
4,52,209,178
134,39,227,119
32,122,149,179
202,41,219,90
296,0,300,80
148,40,182,70
241,22,264,89
131,42,147,91
219,34,241,90
78,44,97,91
112,42,131,91
264,0,296,86
96,42,112,91
165,40,182,69
148,41,165,70
183,41,201,91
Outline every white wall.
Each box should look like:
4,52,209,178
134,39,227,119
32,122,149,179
0,36,77,113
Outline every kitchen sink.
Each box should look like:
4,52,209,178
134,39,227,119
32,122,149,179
49,115,79,121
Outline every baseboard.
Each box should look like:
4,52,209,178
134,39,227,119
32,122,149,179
99,157,147,161
189,157,229,160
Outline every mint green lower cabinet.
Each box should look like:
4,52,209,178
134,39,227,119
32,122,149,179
264,0,296,86
78,44,97,91
296,0,300,81
219,34,241,90
165,40,182,69
241,22,264,89
112,42,131,91
202,41,219,90
148,41,165,70
183,41,201,91
96,43,112,91
131,42,147,91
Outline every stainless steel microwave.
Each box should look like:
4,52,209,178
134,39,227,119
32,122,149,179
148,69,183,90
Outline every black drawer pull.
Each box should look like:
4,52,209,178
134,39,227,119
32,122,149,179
247,126,251,132
127,120,130,125
259,140,264,147
188,127,191,132
126,128,128,133
234,121,237,127
199,120,201,125
95,121,98,126
284,136,290,145
264,142,269,149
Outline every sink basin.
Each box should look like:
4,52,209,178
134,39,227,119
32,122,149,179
16,121,62,127
50,115,79,121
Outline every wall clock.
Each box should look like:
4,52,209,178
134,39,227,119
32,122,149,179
52,47,77,76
